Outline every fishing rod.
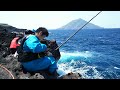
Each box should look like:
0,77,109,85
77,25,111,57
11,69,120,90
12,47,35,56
55,11,102,50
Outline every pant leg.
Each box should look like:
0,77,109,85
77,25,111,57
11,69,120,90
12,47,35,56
10,48,17,54
21,56,57,73
48,62,58,74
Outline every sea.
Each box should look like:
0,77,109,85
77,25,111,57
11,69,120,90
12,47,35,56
46,28,120,79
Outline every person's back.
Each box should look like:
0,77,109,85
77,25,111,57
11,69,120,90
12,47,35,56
9,37,20,54
18,27,59,77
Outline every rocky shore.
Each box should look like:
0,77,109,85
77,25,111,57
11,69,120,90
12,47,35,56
0,24,82,79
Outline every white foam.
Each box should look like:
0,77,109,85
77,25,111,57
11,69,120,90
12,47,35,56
57,61,103,79
58,51,93,63
60,51,92,58
114,67,120,69
57,50,104,79
56,68,67,77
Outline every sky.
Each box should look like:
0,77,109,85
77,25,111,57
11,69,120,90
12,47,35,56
0,11,120,30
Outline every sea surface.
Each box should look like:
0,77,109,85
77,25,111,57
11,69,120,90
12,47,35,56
46,28,120,79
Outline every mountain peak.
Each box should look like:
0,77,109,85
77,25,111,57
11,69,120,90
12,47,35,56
57,18,104,30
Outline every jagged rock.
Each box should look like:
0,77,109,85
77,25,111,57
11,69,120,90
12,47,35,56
30,73,45,79
58,72,82,79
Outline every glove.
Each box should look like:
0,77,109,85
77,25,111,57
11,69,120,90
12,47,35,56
46,51,53,56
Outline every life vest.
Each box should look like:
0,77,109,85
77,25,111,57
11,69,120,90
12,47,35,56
17,36,46,62
10,37,20,49
17,37,61,62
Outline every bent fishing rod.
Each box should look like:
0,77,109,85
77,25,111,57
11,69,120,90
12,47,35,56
55,11,102,50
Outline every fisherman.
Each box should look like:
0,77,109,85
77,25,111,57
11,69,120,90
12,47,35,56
17,27,58,77
9,34,23,55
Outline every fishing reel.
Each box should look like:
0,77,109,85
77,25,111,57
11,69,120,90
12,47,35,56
40,39,61,61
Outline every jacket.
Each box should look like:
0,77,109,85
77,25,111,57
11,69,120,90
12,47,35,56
10,37,20,49
17,35,47,62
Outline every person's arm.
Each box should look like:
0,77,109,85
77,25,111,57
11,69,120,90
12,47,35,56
23,35,47,53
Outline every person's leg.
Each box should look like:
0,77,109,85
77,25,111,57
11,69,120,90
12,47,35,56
13,48,17,54
10,48,17,54
48,62,58,74
21,56,56,72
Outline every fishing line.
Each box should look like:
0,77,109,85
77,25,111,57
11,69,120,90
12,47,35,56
0,64,15,79
55,11,102,50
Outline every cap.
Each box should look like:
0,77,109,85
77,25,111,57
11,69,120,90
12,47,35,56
25,30,35,35
32,29,36,33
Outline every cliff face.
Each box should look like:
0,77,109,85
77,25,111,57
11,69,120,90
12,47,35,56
57,18,104,30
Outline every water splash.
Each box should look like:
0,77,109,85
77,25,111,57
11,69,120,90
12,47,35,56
58,51,93,63
57,60,103,79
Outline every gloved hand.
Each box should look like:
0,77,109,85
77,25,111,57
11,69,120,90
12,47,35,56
46,51,53,56
44,48,53,56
